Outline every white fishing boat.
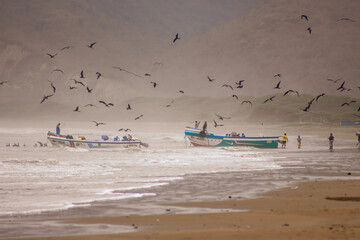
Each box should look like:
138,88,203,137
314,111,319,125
47,132,147,149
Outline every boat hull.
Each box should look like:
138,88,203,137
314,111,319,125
185,127,279,148
47,132,141,149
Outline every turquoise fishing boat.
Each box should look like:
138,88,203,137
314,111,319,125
185,127,280,148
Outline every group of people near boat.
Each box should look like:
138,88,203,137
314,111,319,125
281,133,337,150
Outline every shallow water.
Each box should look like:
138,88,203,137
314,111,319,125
0,127,359,238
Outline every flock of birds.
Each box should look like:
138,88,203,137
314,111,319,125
1,13,359,132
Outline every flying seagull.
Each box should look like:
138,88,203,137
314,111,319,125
118,128,131,132
207,76,215,82
48,80,56,93
264,96,276,103
150,81,158,88
173,33,180,43
301,104,311,112
40,94,54,104
61,46,73,51
52,69,64,74
92,121,105,126
86,87,93,93
274,73,281,78
80,70,85,78
336,81,346,91
70,79,85,87
87,42,96,48
337,18,355,22
222,84,233,90
69,86,77,90
112,67,142,78
307,27,312,34
179,90,184,94
232,94,239,100
341,100,356,107
96,72,102,79
84,104,96,107
327,78,341,83
134,114,144,120
273,81,281,89
73,106,80,112
301,15,308,21
126,104,132,110
283,89,299,96
98,100,114,107
316,93,325,101
215,113,231,120
144,73,151,77
165,100,174,107
47,53,57,58
241,100,253,106
213,120,224,128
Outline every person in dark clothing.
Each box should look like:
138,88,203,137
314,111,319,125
328,133,334,150
56,123,61,135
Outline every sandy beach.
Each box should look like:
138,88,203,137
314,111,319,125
3,179,359,240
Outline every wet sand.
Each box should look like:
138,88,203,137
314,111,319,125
4,179,360,240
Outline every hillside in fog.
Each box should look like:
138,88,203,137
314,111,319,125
0,0,359,123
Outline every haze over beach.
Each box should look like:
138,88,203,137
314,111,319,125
0,0,360,240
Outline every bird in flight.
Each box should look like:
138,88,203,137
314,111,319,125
126,104,132,110
112,67,142,78
40,94,54,104
274,73,281,78
341,100,356,107
241,100,252,106
273,81,281,89
179,90,184,94
96,72,102,79
150,81,158,88
61,46,73,51
80,70,85,78
74,106,80,112
134,114,144,120
86,87,93,93
92,121,105,126
232,94,239,100
118,128,131,132
52,69,64,74
69,86,77,90
301,15,308,21
173,33,180,43
98,100,114,107
87,42,96,48
337,18,355,22
301,104,311,112
47,53,57,58
144,73,151,77
337,81,346,91
327,78,341,83
207,76,215,82
316,93,325,101
222,84,233,90
215,113,231,120
48,80,56,93
264,96,276,103
0,81,8,85
165,100,174,107
307,27,312,34
213,120,224,128
70,79,85,87
283,89,299,96
235,80,245,88
84,103,96,107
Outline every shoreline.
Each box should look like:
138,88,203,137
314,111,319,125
3,179,360,240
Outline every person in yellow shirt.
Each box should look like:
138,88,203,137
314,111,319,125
281,133,288,149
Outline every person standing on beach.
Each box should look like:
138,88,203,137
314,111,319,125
297,135,301,149
281,133,288,149
56,123,61,135
329,133,334,150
